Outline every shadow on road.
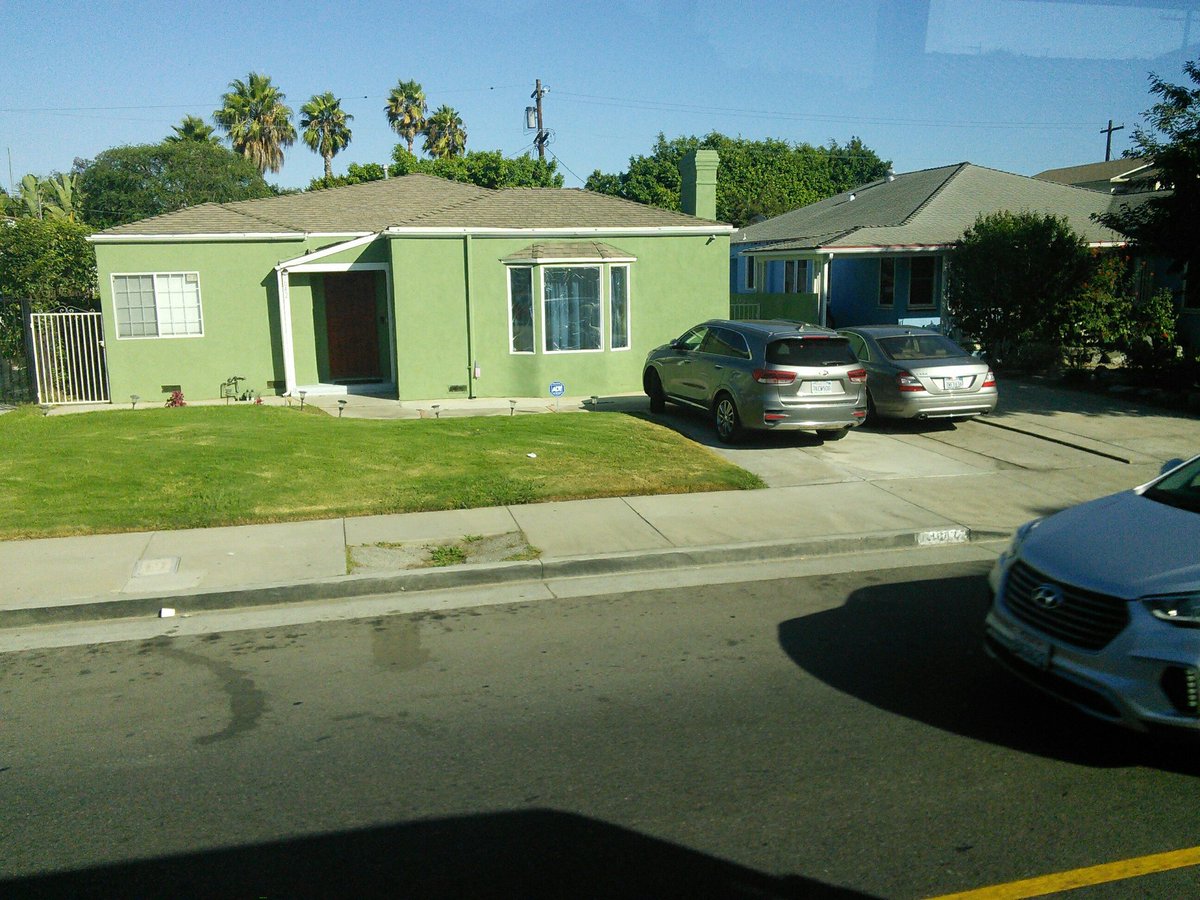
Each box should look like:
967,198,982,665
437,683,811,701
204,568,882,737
1,808,876,899
777,573,1200,775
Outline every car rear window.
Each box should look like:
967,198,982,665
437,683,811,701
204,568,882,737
877,334,967,361
766,337,858,367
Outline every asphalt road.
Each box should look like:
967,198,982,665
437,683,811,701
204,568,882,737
4,560,1200,898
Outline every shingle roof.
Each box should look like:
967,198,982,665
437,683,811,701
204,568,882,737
1034,158,1151,187
501,241,635,262
97,174,720,237
733,163,1126,253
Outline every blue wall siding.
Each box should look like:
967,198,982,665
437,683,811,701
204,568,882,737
829,255,943,327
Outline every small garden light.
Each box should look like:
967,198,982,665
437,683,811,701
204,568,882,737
298,389,307,410
431,404,441,419
337,399,347,418
130,394,140,409
509,400,516,416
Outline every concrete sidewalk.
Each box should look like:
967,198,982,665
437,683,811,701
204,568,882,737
2,379,1195,628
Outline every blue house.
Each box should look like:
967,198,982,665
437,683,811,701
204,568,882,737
729,162,1160,333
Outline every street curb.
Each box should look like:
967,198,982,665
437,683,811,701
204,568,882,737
0,526,1007,629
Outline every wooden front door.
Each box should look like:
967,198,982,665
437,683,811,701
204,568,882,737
325,272,381,381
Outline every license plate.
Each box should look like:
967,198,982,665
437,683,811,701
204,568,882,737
810,380,834,394
943,376,965,390
999,627,1052,670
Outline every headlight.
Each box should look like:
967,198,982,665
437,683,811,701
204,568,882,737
1144,594,1200,628
989,518,1043,594
1004,517,1043,560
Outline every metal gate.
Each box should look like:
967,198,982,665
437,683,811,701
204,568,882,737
30,309,110,404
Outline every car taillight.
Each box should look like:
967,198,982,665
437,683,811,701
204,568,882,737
896,371,925,392
982,370,996,388
753,369,797,385
848,368,867,384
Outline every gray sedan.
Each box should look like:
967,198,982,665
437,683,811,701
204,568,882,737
985,454,1200,732
838,326,997,422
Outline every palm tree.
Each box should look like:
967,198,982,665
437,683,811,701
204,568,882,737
422,105,467,160
385,79,427,154
166,115,220,144
301,93,354,180
213,72,296,175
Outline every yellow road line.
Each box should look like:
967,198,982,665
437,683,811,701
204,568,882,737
927,845,1200,899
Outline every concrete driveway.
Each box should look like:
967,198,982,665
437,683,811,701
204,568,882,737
643,377,1200,489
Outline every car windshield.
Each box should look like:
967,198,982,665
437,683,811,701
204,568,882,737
1144,457,1200,514
877,334,968,361
766,337,857,367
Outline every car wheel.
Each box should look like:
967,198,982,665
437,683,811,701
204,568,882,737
645,370,666,414
714,393,742,444
821,426,850,442
864,389,878,425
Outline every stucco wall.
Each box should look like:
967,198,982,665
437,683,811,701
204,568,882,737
389,232,729,400
95,229,730,403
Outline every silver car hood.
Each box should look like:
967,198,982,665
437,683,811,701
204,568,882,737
1021,491,1200,599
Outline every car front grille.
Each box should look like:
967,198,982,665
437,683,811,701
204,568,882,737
1003,560,1130,650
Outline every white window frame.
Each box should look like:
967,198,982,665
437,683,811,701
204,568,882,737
784,259,809,294
542,265,604,355
111,271,205,339
507,266,535,354
609,264,631,352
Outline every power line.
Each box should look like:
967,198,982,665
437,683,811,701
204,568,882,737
551,89,1107,131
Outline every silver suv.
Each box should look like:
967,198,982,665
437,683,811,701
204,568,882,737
643,319,868,443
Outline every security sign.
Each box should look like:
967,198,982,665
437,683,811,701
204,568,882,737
549,381,566,397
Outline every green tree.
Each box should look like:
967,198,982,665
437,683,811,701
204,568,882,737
389,146,562,188
307,161,388,191
14,174,45,219
385,79,427,155
1098,58,1200,295
422,105,467,159
75,141,273,228
945,211,1093,366
584,132,891,227
41,173,84,222
166,115,220,144
213,72,296,175
300,92,353,181
0,217,97,359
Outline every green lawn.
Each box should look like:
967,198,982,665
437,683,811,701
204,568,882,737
0,405,762,539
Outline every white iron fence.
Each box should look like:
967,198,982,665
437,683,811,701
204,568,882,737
30,309,109,404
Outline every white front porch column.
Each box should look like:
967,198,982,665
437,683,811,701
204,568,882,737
276,266,297,394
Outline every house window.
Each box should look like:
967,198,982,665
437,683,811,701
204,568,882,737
112,272,203,338
544,266,601,352
744,257,756,292
610,265,630,350
508,267,534,353
909,257,936,308
1184,263,1199,311
784,259,808,294
879,259,895,307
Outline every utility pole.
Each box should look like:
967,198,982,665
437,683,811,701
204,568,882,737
1100,119,1125,162
531,80,548,161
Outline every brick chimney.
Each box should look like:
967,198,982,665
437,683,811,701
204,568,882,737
679,149,719,221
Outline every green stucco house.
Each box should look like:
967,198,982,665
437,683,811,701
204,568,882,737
89,151,729,402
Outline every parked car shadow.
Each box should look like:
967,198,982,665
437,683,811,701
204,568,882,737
632,405,830,450
777,572,1200,776
1,809,876,900
995,375,1198,421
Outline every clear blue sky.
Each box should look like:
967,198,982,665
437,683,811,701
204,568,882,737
2,0,1196,194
